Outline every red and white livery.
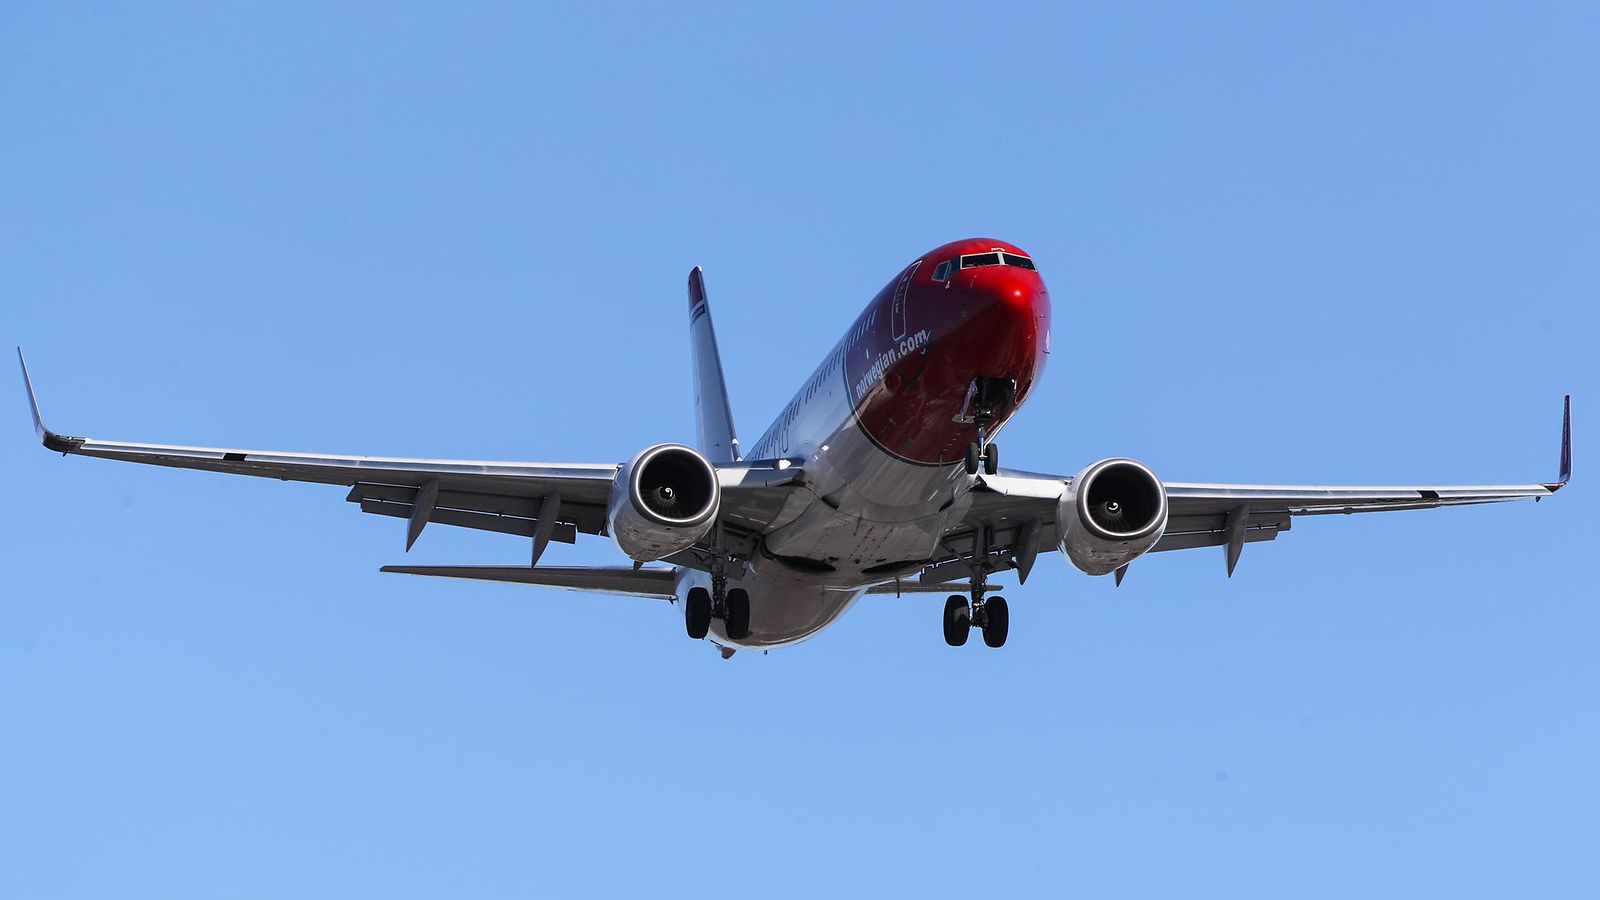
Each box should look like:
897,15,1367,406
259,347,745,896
19,238,1572,654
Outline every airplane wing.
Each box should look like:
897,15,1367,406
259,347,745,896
19,349,807,567
932,396,1571,583
19,349,615,560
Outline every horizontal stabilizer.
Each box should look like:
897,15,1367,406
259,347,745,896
380,565,675,599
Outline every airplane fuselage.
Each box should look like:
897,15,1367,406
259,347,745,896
682,238,1051,649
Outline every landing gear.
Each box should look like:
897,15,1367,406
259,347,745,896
943,595,971,646
980,596,1009,648
724,588,751,640
964,437,999,476
958,377,1014,476
686,581,751,642
942,594,1009,648
686,522,749,642
685,587,711,640
942,522,1009,648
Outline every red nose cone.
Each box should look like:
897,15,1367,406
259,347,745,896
845,239,1051,466
964,266,1050,373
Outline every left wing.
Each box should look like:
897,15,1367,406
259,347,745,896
928,396,1570,583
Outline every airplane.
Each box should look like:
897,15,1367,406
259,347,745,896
19,238,1572,656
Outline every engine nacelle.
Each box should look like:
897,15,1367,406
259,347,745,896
1057,457,1169,575
607,444,721,562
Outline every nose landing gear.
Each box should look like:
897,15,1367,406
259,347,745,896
958,377,1013,476
964,439,999,476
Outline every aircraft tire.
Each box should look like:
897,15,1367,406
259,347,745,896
725,588,751,640
686,587,711,640
964,443,981,475
943,595,971,646
982,596,1009,648
983,443,999,475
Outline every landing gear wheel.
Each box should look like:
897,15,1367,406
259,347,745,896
964,443,981,476
981,596,1009,648
685,587,711,640
983,443,999,475
724,588,751,640
943,595,971,646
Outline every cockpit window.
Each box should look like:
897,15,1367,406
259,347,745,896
958,250,1036,271
933,259,955,281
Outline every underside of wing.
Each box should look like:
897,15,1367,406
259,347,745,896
18,349,807,568
899,396,1571,586
19,348,617,553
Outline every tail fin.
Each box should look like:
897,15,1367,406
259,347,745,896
687,267,741,462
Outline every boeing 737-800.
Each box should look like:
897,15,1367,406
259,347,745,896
19,238,1571,655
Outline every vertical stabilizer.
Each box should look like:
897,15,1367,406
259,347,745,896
687,267,741,462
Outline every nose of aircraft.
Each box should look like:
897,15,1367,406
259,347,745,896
960,265,1050,384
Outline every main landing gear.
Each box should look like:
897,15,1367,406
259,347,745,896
944,520,1008,647
684,582,751,642
943,592,1008,648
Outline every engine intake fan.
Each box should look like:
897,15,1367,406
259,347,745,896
607,444,720,561
1058,457,1168,575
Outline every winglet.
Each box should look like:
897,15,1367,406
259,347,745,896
16,349,83,454
1549,394,1571,490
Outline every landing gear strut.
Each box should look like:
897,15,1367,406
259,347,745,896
941,524,1009,648
959,377,1012,476
684,524,752,642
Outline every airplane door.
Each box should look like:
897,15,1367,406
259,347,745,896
890,260,919,341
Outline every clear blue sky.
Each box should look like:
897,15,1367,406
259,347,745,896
3,3,1594,897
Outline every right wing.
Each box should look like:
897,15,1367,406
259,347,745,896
19,349,804,566
21,349,613,557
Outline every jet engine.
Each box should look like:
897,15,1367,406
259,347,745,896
1057,457,1169,575
607,444,721,562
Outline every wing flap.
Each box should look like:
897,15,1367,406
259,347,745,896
358,501,580,543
